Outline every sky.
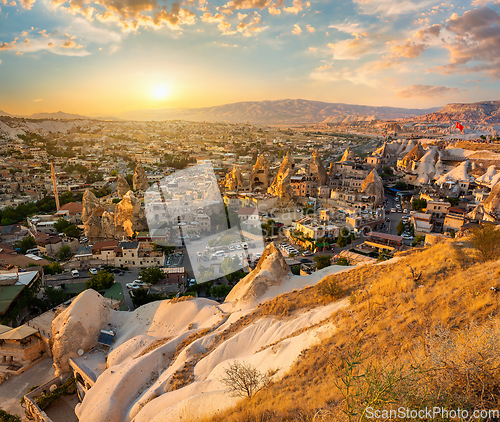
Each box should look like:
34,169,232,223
0,0,500,116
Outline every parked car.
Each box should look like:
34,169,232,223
89,268,98,275
302,251,314,256
71,270,79,278
403,209,408,213
391,208,397,213
126,282,142,289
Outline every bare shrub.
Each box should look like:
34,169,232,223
418,318,500,409
318,277,345,299
470,225,500,262
220,361,269,398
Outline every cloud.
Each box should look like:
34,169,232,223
353,0,434,16
0,40,17,50
284,0,309,14
432,6,500,77
235,14,267,37
327,32,374,60
413,23,442,40
19,0,35,8
61,34,83,48
33,98,43,102
390,40,426,58
396,84,460,98
306,24,315,33
291,24,302,35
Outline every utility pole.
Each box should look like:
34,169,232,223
51,162,60,211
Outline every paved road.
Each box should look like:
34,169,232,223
0,358,55,421
114,270,141,311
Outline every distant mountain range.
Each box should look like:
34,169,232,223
4,99,500,125
413,101,500,124
118,99,440,124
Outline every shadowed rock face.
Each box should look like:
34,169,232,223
340,147,355,162
224,166,245,191
268,154,294,206
250,154,270,190
309,150,327,185
82,189,147,241
133,164,149,192
361,169,384,206
51,289,111,376
117,174,130,198
225,243,291,308
484,183,500,213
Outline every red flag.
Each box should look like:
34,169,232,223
383,134,386,137
456,121,464,132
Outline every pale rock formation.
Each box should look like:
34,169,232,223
476,165,497,185
268,153,294,205
361,169,384,205
309,150,327,185
398,143,425,171
225,242,291,309
133,164,149,192
51,289,111,376
436,160,474,185
340,147,355,162
468,204,496,222
224,166,244,191
117,174,130,198
483,182,500,214
115,190,147,237
250,154,270,190
82,189,101,224
82,188,146,240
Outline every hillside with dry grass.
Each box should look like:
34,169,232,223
201,237,500,422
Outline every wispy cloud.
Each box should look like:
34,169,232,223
397,84,461,97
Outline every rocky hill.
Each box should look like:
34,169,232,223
413,100,500,123
47,237,500,422
119,99,439,124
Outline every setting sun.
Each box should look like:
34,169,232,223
152,85,170,99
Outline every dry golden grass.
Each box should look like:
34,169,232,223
199,240,500,422
455,141,500,153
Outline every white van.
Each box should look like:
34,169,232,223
212,251,225,257
71,270,80,278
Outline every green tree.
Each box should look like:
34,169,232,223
336,257,350,266
210,284,232,299
138,266,165,285
337,233,347,248
396,220,405,236
1,218,13,226
412,198,427,211
446,196,459,207
198,264,215,283
56,245,73,261
395,181,407,190
63,224,80,239
0,407,21,422
54,218,71,232
111,170,118,176
42,262,63,275
17,236,37,254
43,286,69,307
470,225,500,262
412,235,425,247
86,271,114,291
130,289,166,308
314,255,332,270
221,256,240,274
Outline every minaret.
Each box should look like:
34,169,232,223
51,162,60,211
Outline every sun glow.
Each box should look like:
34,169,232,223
152,85,170,99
